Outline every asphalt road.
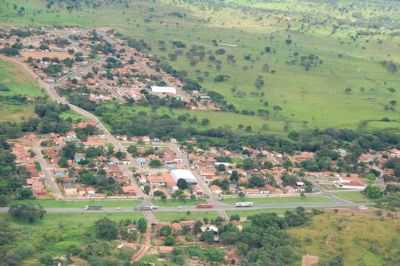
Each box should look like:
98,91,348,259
0,201,359,214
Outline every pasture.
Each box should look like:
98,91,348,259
0,0,399,132
0,59,43,121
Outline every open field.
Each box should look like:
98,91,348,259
0,59,43,121
153,198,206,207
289,211,400,266
222,195,332,205
12,199,141,208
155,211,218,222
0,0,398,132
334,191,370,204
227,208,289,218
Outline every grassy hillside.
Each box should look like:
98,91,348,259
0,59,44,121
0,0,399,132
289,211,400,266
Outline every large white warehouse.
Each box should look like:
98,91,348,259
151,86,177,94
171,169,197,184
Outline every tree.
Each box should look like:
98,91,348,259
230,170,239,183
248,175,266,188
200,231,215,243
177,178,189,190
8,204,46,223
137,218,147,233
143,185,150,195
149,159,162,168
153,190,166,200
15,187,34,200
127,145,138,156
322,255,344,266
39,254,58,266
95,218,118,240
363,185,383,199
114,151,126,160
164,236,176,246
230,214,240,222
160,226,172,237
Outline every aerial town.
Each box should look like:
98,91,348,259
1,1,400,264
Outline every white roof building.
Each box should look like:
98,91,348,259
151,86,177,94
171,169,197,184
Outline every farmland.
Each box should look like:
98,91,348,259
0,0,398,133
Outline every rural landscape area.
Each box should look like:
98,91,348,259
0,0,399,265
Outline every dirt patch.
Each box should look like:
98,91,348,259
302,255,319,266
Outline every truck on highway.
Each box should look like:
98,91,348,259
84,205,103,211
196,203,214,209
234,202,254,208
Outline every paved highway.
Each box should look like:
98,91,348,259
0,201,360,214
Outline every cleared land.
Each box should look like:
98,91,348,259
289,211,400,266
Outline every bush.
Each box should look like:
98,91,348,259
8,204,46,223
95,218,118,240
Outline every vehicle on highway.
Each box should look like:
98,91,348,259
234,202,254,208
135,205,159,211
84,205,103,211
196,203,214,209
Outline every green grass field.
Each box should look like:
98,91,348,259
153,198,205,207
155,211,218,222
289,211,400,265
0,0,398,133
227,208,289,218
12,199,141,208
222,195,332,205
0,59,44,121
334,191,370,203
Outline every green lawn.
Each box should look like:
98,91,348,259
13,199,142,208
227,208,290,218
155,211,218,222
222,195,332,205
152,198,205,207
334,191,370,203
59,110,87,122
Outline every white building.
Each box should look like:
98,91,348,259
151,86,177,95
171,169,197,184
